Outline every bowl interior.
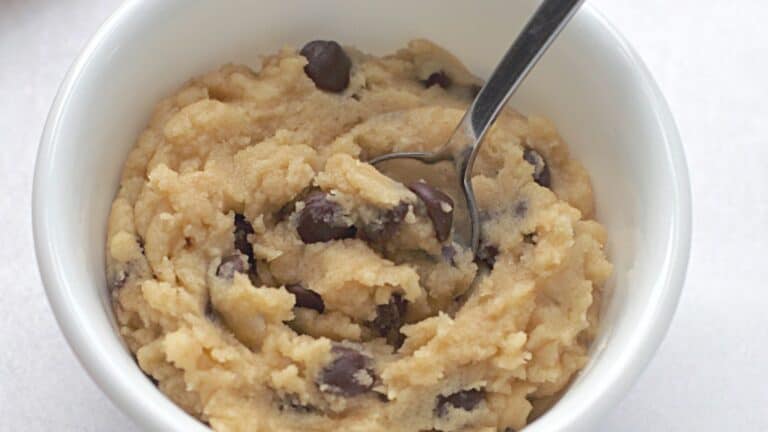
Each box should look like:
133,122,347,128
34,0,689,431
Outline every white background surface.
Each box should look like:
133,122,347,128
1,0,766,430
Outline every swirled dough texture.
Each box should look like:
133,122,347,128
107,40,612,431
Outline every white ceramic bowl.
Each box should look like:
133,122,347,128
32,1,691,430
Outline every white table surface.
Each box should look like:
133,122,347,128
2,0,766,430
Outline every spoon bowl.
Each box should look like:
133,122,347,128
369,0,585,254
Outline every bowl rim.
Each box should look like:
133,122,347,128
32,1,691,431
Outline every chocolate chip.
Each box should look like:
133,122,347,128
300,40,352,92
408,181,454,242
297,191,356,243
216,254,247,279
475,244,498,269
523,147,551,188
435,389,485,417
523,232,537,245
318,346,375,396
441,244,457,265
423,71,452,89
285,284,325,313
231,215,260,283
359,202,409,243
370,295,408,348
234,213,255,260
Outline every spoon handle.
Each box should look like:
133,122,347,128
452,0,585,252
468,0,584,139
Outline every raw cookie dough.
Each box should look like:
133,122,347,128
106,39,612,432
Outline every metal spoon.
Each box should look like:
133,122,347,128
369,0,585,254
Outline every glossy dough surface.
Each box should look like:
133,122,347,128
106,40,612,432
